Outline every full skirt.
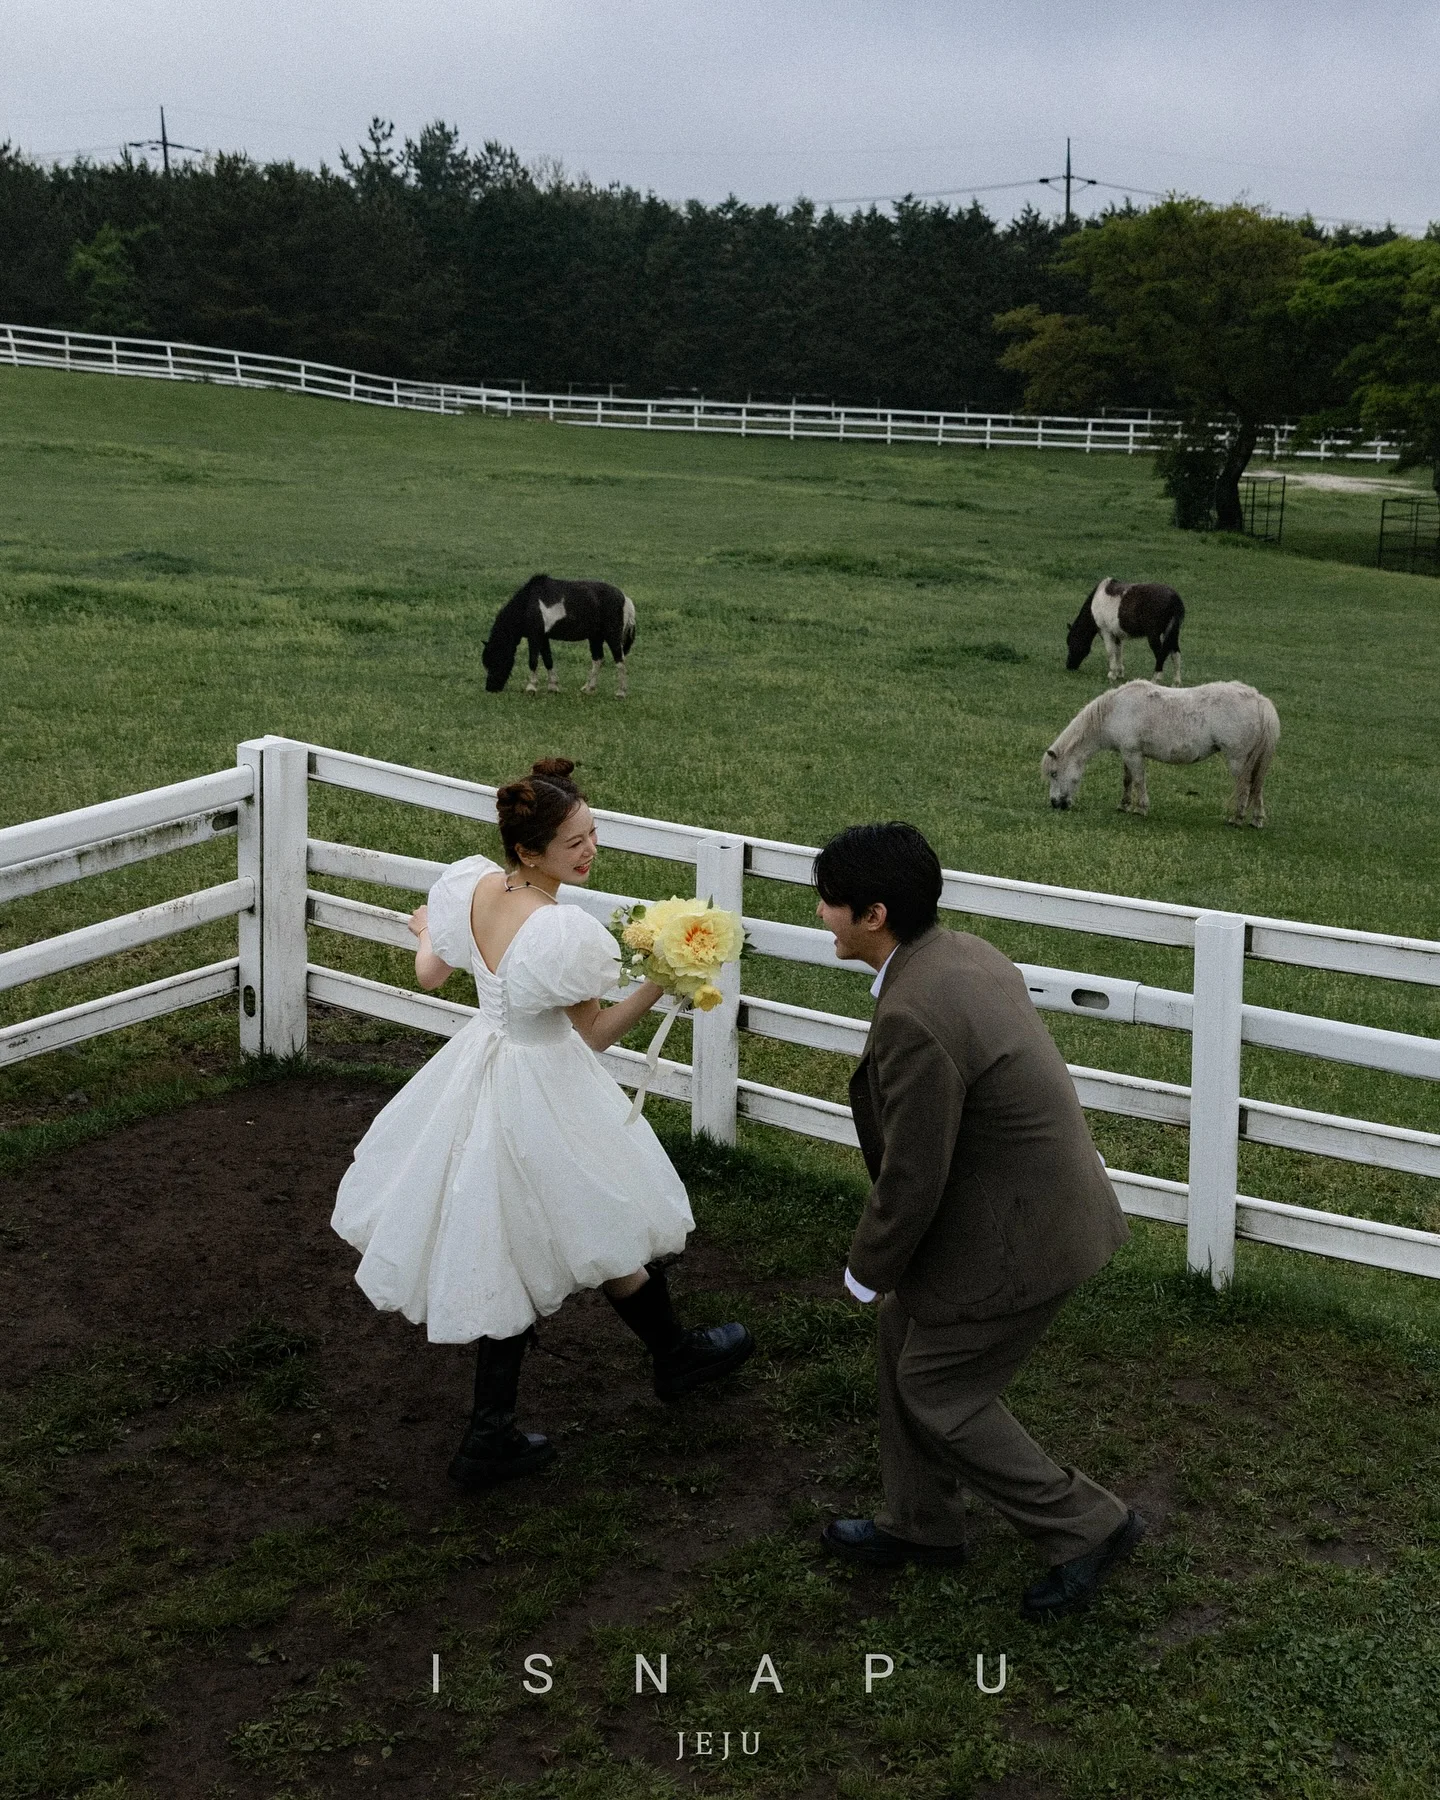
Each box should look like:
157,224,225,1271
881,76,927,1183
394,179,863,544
331,1020,694,1342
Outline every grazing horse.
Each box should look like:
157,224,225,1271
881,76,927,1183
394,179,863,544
1042,679,1278,826
1067,578,1185,685
482,574,637,697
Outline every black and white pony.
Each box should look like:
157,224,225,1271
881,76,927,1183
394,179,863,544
482,574,637,697
1066,578,1185,685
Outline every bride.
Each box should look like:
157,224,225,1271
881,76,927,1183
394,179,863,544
331,758,754,1488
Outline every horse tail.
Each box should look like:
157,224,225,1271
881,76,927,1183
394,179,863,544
621,592,636,655
1241,695,1280,790
1160,595,1185,659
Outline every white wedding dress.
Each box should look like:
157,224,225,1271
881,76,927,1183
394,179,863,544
331,855,695,1343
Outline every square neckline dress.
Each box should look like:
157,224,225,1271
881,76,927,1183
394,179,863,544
331,854,694,1342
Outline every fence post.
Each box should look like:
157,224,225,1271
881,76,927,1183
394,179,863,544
235,736,310,1060
236,744,262,1057
691,836,745,1144
1187,911,1245,1288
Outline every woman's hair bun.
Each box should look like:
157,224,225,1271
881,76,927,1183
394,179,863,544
496,778,539,816
496,758,587,864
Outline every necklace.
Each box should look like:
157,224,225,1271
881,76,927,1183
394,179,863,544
505,876,555,898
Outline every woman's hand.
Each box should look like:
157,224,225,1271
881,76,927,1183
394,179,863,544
408,904,454,990
566,980,666,1053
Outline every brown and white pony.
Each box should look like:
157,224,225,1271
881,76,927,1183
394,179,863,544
1067,578,1185,685
482,574,637,697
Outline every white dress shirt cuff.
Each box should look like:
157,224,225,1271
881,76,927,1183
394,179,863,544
844,1266,878,1304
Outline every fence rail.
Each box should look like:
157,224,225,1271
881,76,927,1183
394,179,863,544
3,739,1439,1283
2,322,1402,463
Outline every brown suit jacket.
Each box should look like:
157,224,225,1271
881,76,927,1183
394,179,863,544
848,926,1129,1324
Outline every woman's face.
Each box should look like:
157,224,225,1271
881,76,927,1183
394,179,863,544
520,801,598,886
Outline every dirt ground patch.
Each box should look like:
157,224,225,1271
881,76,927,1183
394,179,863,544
0,1071,852,1797
9,1061,1434,1799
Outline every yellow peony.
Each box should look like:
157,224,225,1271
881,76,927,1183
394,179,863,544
611,896,744,1008
636,896,692,933
657,904,745,976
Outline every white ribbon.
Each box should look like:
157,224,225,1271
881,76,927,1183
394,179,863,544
625,995,689,1125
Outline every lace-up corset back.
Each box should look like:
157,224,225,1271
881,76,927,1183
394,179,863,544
422,854,623,1050
473,955,572,1046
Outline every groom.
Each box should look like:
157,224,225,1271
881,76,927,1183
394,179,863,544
813,822,1145,1621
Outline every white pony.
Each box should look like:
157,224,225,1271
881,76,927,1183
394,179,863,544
1042,680,1279,825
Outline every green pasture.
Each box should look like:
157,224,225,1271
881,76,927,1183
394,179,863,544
2,368,1440,1796
1,364,1437,1220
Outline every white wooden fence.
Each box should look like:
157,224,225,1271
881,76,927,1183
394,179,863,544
3,738,1439,1288
1,322,1401,463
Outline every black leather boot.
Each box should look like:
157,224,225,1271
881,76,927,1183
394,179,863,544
448,1329,555,1489
606,1265,755,1401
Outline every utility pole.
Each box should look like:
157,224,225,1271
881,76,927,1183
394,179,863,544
124,108,203,175
160,106,169,176
1038,138,1097,228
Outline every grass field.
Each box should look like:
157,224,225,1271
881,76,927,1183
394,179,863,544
1,364,1437,1214
2,365,1440,1799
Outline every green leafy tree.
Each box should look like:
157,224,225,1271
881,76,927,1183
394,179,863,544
996,199,1322,530
66,221,152,334
1289,236,1440,495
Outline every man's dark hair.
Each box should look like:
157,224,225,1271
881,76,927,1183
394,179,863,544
813,822,943,943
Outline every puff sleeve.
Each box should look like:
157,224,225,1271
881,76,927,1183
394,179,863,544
505,905,623,1012
424,855,501,969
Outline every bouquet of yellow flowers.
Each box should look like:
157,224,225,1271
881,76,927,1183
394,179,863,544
609,896,747,1123
611,895,745,1011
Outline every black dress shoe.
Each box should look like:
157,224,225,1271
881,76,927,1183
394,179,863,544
652,1322,755,1400
1021,1508,1147,1622
447,1421,555,1489
821,1518,968,1568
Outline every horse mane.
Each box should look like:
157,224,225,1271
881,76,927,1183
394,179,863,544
490,574,550,638
1069,593,1097,633
511,573,550,606
1050,684,1120,757
1067,577,1122,647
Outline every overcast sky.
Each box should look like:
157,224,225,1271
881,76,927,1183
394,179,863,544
6,1,1438,232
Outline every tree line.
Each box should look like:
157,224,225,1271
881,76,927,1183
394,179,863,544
4,120,1437,514
1,121,1082,412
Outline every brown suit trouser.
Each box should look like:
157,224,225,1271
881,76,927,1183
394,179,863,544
874,1291,1128,1566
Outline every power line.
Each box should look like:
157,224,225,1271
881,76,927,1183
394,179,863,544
817,178,1048,206
816,141,1173,213
123,108,204,176
9,126,1422,231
